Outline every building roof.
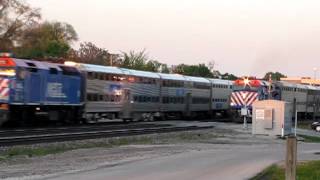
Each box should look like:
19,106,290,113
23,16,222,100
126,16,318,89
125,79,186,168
281,77,320,86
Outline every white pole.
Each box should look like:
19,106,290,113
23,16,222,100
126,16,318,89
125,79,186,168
295,110,298,137
243,105,248,129
244,115,247,129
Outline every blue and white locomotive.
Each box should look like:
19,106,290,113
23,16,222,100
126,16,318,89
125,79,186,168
0,55,82,126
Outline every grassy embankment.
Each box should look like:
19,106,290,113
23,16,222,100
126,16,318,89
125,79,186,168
251,161,320,180
297,120,313,130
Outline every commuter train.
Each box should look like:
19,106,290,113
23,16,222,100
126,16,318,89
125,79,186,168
70,62,234,122
230,77,320,120
0,55,319,126
0,56,233,126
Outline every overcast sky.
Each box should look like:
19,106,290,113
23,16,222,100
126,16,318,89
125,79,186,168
28,0,320,78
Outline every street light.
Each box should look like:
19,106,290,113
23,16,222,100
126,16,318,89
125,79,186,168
313,67,318,80
313,68,318,86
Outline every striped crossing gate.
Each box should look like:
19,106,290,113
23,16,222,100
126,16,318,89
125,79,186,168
230,91,258,108
0,77,10,101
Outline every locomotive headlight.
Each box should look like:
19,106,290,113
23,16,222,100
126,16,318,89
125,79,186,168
243,78,250,85
114,90,122,96
0,69,15,76
64,61,77,66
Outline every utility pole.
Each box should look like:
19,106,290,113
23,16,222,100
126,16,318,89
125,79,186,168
208,60,218,78
313,68,318,86
268,74,272,99
285,136,297,180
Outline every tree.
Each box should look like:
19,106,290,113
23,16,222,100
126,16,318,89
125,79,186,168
172,63,213,78
221,73,238,80
0,0,41,51
160,64,170,73
121,50,148,70
14,21,78,59
119,50,171,72
71,42,110,65
263,72,287,81
145,60,161,72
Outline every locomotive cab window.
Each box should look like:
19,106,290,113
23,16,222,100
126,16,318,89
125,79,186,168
49,68,58,74
26,62,38,72
59,66,79,76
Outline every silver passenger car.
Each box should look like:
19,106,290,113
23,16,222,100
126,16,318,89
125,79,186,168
158,73,187,118
76,63,126,121
209,79,233,115
120,68,161,120
184,76,212,117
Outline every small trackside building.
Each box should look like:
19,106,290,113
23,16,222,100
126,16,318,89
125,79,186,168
252,100,293,136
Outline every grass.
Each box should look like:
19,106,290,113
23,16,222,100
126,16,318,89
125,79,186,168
299,135,320,143
250,164,284,180
250,161,320,180
0,130,218,161
298,121,312,130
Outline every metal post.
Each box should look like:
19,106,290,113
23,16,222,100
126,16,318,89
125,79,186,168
243,115,247,129
294,110,297,137
285,136,297,180
243,105,248,129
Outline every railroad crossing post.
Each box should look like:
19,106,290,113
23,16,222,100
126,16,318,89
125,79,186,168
285,136,297,180
242,105,248,129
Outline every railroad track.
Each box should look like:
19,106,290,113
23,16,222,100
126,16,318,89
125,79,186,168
0,123,170,137
0,125,214,146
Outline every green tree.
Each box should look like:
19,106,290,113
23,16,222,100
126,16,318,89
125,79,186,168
120,50,158,72
145,60,161,72
14,21,78,59
263,72,287,81
221,73,238,80
160,64,170,73
72,42,110,65
172,63,213,78
120,50,148,70
0,0,41,51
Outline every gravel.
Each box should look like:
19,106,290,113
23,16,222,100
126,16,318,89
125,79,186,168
0,122,283,179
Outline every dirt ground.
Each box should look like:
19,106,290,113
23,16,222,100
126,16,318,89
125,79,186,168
0,122,283,179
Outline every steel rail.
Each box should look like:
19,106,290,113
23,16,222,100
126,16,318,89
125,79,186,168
0,125,214,146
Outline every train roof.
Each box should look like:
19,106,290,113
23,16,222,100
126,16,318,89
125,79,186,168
158,73,186,81
77,63,124,75
120,68,160,79
208,78,233,85
13,58,53,70
305,85,317,90
184,76,211,83
277,81,310,89
277,81,297,87
7,59,74,72
296,84,308,89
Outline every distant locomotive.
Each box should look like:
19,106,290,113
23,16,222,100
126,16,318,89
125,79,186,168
230,77,320,121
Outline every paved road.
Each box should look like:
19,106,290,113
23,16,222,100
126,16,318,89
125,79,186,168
47,143,320,180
